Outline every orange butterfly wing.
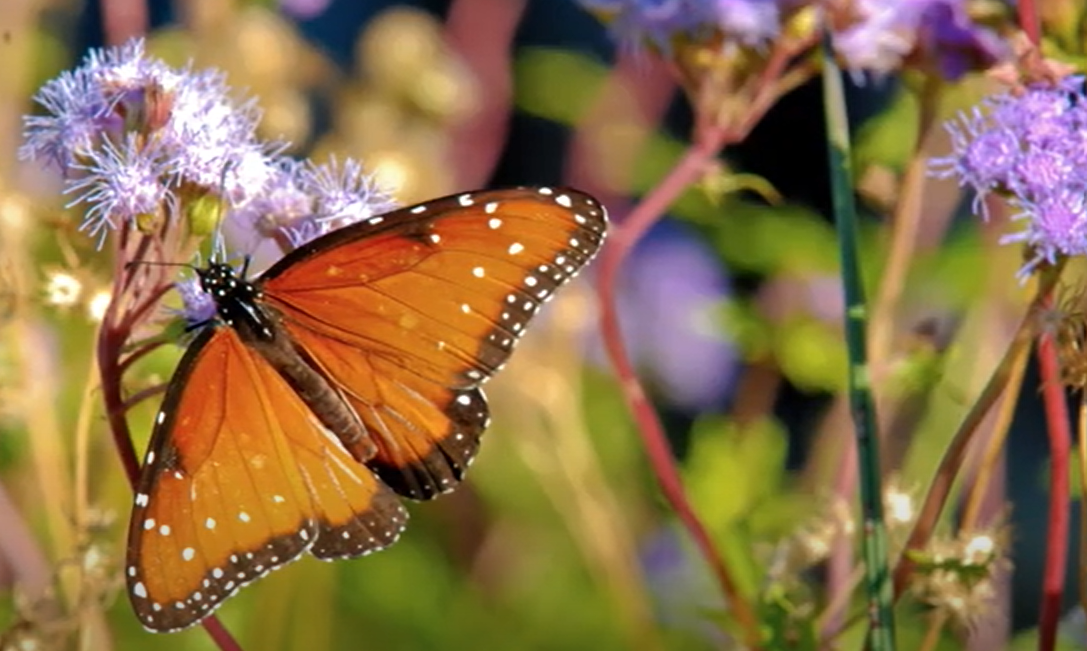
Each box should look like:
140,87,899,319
260,187,607,499
126,326,407,632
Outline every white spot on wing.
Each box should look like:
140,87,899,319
508,242,524,255
159,524,171,536
205,517,216,529
133,582,147,598
411,205,427,214
182,547,195,561
135,493,149,507
485,202,499,214
472,267,485,278
458,193,474,206
238,511,250,523
143,518,155,530
488,217,502,229
538,187,553,195
556,194,572,208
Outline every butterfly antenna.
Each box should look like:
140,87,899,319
208,162,236,265
125,260,196,273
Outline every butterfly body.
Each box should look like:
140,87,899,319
195,263,275,340
126,187,607,632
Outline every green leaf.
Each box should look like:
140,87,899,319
683,416,788,530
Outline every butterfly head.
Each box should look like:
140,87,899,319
195,262,272,337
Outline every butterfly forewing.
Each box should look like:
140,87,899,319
127,327,406,632
260,188,607,499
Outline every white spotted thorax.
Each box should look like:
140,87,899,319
128,186,607,633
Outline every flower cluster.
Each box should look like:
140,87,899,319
576,0,1004,79
932,76,1087,274
833,0,1005,80
21,39,396,321
578,0,782,51
21,39,395,261
907,531,1005,627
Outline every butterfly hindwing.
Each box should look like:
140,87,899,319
260,187,607,499
126,327,406,632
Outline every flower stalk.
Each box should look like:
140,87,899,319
820,23,896,651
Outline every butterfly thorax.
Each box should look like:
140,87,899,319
196,263,275,341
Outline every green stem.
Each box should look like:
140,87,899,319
819,27,896,651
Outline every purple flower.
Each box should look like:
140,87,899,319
913,0,1006,79
932,77,1087,275
578,0,780,50
21,39,268,242
294,157,399,241
279,0,331,19
581,0,706,50
834,0,1006,79
22,39,396,320
641,525,728,643
174,276,218,327
711,0,781,45
592,221,738,411
221,156,398,271
64,134,176,244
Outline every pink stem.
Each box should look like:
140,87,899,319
444,0,526,188
1017,0,1040,43
593,124,764,647
1036,314,1070,651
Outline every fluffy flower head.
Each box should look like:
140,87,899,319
933,77,1087,273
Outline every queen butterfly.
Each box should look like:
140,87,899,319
125,186,607,632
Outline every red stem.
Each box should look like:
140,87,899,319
98,232,242,650
120,383,168,414
443,0,525,188
200,615,243,651
99,328,142,486
1017,0,1040,44
593,125,765,647
1036,306,1070,651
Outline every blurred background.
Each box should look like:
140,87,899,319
0,0,1069,650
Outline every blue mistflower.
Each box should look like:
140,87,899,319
933,77,1087,274
300,157,399,237
64,134,176,243
590,221,738,411
833,0,1005,80
21,40,266,241
219,156,399,274
578,0,781,51
174,276,218,327
21,38,393,271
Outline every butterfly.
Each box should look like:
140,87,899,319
125,187,607,632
